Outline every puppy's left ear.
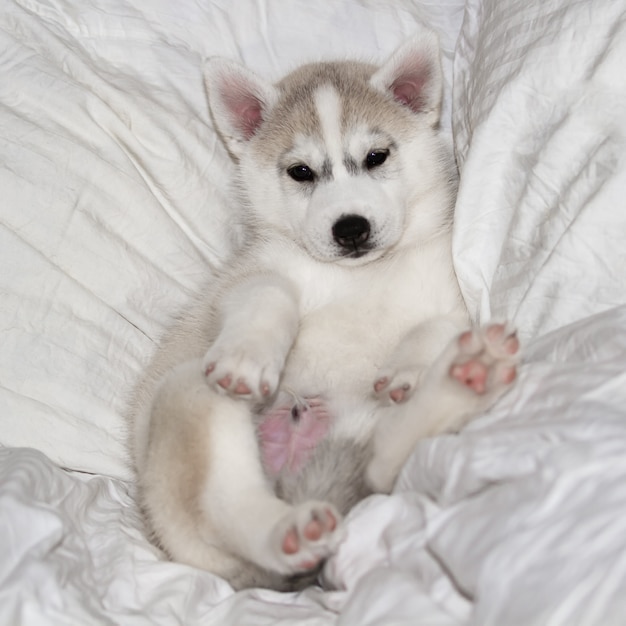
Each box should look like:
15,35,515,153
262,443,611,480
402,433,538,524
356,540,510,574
370,32,443,127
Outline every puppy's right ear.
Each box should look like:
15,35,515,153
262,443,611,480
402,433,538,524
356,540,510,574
370,32,443,128
204,58,277,159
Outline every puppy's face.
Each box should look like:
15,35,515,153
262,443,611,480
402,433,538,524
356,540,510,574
206,35,452,265
255,79,416,264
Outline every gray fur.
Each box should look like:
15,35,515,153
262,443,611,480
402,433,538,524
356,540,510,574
276,438,373,515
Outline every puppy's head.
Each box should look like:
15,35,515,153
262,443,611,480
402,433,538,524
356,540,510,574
205,33,455,265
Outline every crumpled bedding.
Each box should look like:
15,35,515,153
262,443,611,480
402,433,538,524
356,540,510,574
452,0,626,341
2,0,626,623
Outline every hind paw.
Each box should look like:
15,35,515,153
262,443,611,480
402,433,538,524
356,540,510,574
270,502,344,575
449,323,520,396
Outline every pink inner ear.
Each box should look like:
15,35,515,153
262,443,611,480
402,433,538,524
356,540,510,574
221,80,265,140
389,61,432,113
236,101,264,140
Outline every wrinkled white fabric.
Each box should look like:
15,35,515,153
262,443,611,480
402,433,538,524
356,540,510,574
3,0,626,623
453,0,626,341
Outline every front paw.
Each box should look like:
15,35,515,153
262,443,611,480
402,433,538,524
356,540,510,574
202,339,284,401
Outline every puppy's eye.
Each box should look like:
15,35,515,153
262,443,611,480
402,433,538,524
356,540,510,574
287,164,315,182
365,149,389,170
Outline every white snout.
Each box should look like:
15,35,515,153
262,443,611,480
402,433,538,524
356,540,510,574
303,177,404,263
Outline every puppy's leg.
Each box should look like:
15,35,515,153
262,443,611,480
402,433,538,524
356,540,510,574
201,386,345,578
140,361,343,588
203,274,299,400
367,323,520,493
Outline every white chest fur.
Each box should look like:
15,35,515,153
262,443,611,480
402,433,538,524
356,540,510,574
267,237,466,406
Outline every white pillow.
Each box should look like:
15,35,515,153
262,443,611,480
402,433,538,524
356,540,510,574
0,0,464,478
452,0,626,342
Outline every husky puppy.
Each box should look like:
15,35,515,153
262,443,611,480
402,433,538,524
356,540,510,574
130,33,520,591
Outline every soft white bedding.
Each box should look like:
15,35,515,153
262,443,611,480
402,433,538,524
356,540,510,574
2,0,626,624
453,0,626,342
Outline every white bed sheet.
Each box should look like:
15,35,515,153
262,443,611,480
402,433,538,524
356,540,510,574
453,0,626,342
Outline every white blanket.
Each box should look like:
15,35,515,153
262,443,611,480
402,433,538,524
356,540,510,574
453,0,626,341
2,0,626,623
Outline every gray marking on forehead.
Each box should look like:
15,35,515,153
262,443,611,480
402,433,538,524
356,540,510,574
254,62,379,150
343,155,359,175
320,158,333,181
253,59,416,177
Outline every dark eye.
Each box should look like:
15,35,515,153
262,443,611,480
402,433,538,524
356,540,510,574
287,164,315,182
365,149,389,170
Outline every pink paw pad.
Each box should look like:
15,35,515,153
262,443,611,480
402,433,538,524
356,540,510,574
373,377,388,393
205,363,271,397
500,365,517,384
484,324,520,356
280,510,337,564
233,379,252,395
216,374,232,389
450,360,488,394
214,374,251,395
373,377,411,403
282,529,300,555
389,384,411,403
458,330,478,350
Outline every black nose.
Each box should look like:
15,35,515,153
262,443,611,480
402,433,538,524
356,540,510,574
332,215,371,249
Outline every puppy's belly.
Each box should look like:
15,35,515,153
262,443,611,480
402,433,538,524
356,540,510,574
257,390,378,481
258,397,331,477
